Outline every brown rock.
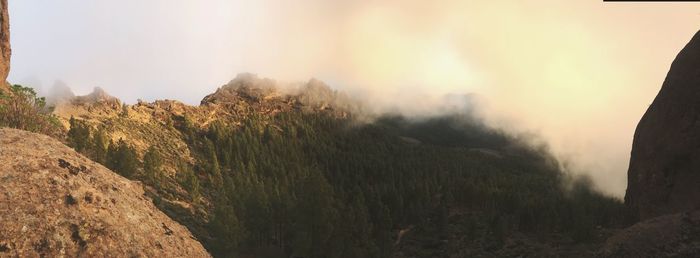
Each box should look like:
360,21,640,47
0,128,211,257
600,211,700,257
0,0,9,88
72,87,121,106
625,30,700,222
200,73,279,105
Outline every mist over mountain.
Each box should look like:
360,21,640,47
6,1,700,257
17,73,622,257
12,1,700,197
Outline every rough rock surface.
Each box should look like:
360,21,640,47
0,128,211,257
0,0,9,87
201,73,281,105
600,211,700,257
625,30,700,222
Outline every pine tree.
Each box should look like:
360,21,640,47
143,146,163,185
294,171,337,258
178,161,201,202
203,139,223,187
90,128,109,165
67,116,91,153
209,202,246,255
106,138,138,178
106,139,117,170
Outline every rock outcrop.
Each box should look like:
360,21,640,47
0,0,9,88
600,211,700,257
601,29,700,258
72,87,121,106
625,30,700,222
201,73,355,117
201,73,280,105
0,128,211,257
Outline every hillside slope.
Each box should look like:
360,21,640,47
44,74,626,257
0,128,210,257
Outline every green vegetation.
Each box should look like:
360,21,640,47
67,116,91,153
0,84,61,136
60,103,623,257
178,160,201,202
182,113,623,257
143,146,164,186
67,118,141,179
106,138,139,178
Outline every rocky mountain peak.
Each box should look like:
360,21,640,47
72,87,120,105
200,73,280,105
624,29,700,222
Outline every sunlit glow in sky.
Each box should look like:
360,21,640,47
9,0,700,197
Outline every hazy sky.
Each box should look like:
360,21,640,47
8,0,700,197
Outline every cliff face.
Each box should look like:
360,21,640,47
0,128,211,257
625,30,700,222
0,0,9,86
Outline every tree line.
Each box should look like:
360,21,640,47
60,99,624,258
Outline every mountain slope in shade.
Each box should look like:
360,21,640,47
0,128,211,257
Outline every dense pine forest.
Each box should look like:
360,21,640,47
2,84,624,257
69,111,624,257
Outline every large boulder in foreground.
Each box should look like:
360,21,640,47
0,128,210,257
625,30,700,222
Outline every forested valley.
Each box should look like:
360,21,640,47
67,106,624,257
2,82,624,257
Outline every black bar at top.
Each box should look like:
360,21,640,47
604,0,700,2
603,0,700,2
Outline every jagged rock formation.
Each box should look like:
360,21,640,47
625,30,700,222
52,74,351,170
0,0,10,91
201,73,280,105
48,74,356,246
53,74,351,165
72,87,120,106
0,128,211,257
53,87,123,129
201,73,355,117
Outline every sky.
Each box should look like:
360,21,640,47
8,0,700,197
